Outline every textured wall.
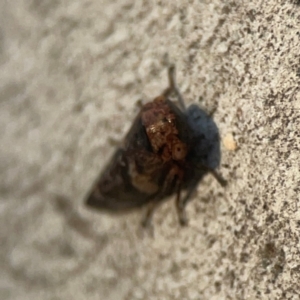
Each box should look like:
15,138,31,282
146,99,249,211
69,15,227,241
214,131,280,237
1,1,300,299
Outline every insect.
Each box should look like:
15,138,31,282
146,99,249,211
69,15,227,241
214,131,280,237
85,65,226,227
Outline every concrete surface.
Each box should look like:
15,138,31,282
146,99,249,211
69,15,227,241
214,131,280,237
0,0,300,299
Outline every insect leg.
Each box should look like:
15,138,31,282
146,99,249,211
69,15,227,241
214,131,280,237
141,165,184,228
140,172,176,228
176,179,200,226
162,65,186,111
207,169,227,187
141,200,162,228
177,167,227,223
196,164,227,187
162,166,188,226
175,183,189,226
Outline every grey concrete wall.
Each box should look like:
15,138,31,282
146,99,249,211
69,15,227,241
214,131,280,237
0,1,299,299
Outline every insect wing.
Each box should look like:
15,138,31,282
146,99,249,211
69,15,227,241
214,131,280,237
85,113,162,211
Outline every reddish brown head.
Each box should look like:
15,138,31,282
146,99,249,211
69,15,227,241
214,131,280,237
141,96,188,163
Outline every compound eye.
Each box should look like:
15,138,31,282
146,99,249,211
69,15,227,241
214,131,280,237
172,143,187,160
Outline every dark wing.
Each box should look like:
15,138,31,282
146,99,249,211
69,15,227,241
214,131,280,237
85,114,168,212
